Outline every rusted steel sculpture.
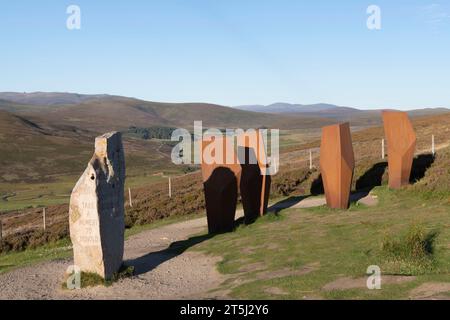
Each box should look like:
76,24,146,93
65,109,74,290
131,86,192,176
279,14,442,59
382,111,417,189
201,137,241,234
237,130,271,224
320,123,355,209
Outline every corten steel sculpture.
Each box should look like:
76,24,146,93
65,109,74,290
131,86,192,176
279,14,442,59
237,130,271,224
319,123,355,209
382,111,417,189
201,137,241,234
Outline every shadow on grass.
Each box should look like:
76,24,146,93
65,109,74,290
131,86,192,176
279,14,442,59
311,153,435,197
310,174,324,196
381,225,439,275
355,162,388,192
410,153,435,184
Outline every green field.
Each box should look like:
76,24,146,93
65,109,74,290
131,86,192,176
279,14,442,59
0,170,180,212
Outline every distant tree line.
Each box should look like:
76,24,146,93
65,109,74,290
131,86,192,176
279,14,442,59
125,126,269,141
126,126,177,140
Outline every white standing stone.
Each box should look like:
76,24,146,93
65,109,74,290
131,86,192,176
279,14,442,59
69,132,125,280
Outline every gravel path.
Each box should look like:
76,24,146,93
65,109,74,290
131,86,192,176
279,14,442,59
0,194,377,300
0,216,227,300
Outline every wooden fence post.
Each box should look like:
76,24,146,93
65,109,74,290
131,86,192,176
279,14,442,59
43,207,46,231
129,188,133,208
274,156,279,174
432,135,435,156
169,177,172,198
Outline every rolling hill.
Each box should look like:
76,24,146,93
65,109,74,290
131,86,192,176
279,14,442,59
0,110,97,183
0,92,117,106
3,93,448,132
0,109,182,185
0,93,336,132
0,92,337,200
0,93,334,210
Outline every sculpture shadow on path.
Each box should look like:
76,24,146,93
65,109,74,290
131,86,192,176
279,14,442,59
124,233,215,276
266,196,310,215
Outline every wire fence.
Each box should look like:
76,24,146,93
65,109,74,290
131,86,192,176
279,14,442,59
1,134,448,240
0,207,67,238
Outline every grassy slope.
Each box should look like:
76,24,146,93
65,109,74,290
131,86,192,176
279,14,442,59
194,185,450,300
189,145,450,300
0,110,187,211
0,96,335,211
5,97,335,132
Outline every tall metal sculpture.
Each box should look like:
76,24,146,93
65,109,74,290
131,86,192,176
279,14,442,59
382,111,417,189
320,123,355,209
201,137,241,234
236,130,271,224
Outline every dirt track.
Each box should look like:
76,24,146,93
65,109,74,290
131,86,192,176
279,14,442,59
0,216,227,300
0,194,377,300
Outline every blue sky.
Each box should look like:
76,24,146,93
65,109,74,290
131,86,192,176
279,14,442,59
0,1,449,109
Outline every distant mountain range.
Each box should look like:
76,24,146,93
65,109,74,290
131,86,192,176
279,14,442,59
235,102,360,114
234,102,450,125
235,102,448,114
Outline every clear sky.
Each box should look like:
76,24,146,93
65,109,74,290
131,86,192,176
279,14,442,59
0,0,449,109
